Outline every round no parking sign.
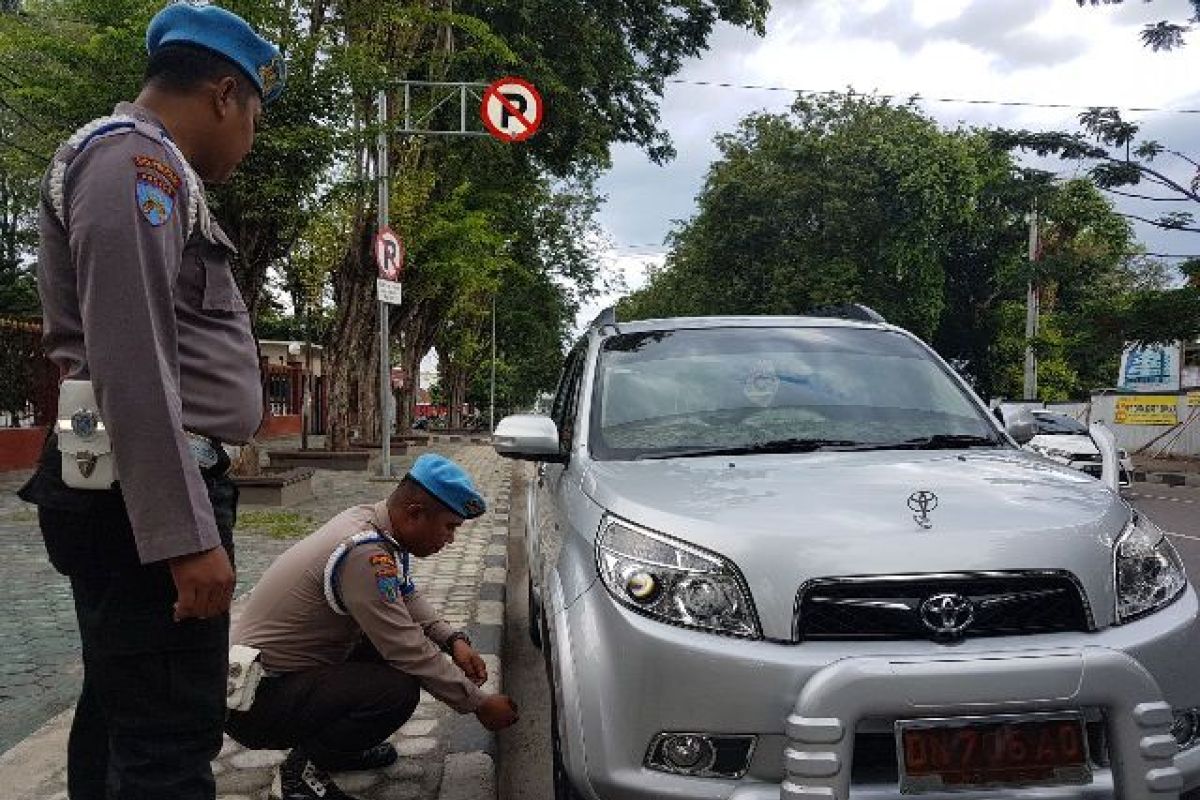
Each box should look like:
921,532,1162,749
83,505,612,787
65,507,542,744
481,77,543,143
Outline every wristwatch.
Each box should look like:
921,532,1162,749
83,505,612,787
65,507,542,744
442,631,472,654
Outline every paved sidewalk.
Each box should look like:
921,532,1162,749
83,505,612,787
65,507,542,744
0,442,513,800
1133,455,1200,488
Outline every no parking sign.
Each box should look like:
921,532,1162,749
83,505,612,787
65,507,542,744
375,226,404,281
481,77,543,142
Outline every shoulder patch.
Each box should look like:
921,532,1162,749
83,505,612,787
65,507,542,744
132,155,182,191
136,174,175,226
376,574,404,603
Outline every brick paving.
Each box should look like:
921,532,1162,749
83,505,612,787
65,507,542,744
0,440,512,800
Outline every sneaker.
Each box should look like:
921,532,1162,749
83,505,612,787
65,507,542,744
313,742,398,772
270,750,362,800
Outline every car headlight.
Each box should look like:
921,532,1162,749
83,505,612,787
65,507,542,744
1114,514,1187,623
596,517,761,638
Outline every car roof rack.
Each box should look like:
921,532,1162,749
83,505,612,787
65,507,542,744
587,306,620,335
806,303,887,324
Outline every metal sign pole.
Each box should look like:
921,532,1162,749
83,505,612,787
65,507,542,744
377,89,391,478
1023,201,1039,401
490,292,496,432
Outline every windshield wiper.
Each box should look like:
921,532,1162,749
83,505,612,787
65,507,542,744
893,434,1000,450
637,438,864,460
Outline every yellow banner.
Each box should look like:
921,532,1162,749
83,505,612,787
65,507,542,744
1189,391,1200,407
1115,396,1178,425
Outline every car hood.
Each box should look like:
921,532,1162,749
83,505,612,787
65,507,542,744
581,449,1130,639
1027,434,1098,455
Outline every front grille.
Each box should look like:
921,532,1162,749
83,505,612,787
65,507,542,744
795,572,1091,642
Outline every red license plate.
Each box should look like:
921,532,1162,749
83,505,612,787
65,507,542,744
897,714,1092,793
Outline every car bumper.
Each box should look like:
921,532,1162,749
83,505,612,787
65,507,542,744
551,579,1200,800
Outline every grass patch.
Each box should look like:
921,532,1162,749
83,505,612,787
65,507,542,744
238,509,317,540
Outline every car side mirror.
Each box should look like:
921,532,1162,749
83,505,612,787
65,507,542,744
1004,409,1035,445
493,414,567,463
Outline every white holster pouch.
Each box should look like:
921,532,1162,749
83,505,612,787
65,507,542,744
227,644,264,712
56,379,118,490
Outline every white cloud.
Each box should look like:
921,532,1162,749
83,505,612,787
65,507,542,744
574,251,666,336
596,0,1200,277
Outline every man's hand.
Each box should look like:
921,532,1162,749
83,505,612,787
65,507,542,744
168,546,235,621
475,694,519,731
451,639,487,686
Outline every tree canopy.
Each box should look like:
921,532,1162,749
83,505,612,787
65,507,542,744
619,94,1160,400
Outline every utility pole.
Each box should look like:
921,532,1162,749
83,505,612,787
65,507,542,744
490,292,496,433
301,298,312,451
377,90,392,478
1023,202,1040,401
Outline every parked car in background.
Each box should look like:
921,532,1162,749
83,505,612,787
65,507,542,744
1024,410,1134,486
494,310,1199,800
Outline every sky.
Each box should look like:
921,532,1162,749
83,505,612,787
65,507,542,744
576,0,1200,332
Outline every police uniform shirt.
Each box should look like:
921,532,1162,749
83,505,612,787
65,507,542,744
231,501,485,713
36,102,262,564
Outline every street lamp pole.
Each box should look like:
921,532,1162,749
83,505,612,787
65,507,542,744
490,292,496,432
1023,201,1040,401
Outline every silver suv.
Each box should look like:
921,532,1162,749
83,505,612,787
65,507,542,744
493,313,1200,800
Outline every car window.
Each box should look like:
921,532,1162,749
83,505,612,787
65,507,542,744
552,345,586,451
1032,413,1089,436
589,326,998,460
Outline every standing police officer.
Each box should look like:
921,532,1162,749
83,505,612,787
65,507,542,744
17,4,284,799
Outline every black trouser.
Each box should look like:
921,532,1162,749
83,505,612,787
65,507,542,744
224,639,421,763
19,433,237,800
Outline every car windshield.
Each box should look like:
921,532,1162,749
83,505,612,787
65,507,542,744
1032,413,1089,436
589,326,1001,460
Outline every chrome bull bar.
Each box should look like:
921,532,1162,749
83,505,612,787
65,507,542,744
782,647,1182,800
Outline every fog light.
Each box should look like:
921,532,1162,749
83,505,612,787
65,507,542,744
663,734,711,770
645,732,756,778
1172,710,1200,750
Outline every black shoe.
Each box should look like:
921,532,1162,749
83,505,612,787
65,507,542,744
270,751,362,800
312,742,399,772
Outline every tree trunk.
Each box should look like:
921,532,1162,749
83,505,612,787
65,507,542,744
326,213,379,450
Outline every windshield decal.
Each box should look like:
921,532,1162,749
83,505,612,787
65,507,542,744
743,359,781,407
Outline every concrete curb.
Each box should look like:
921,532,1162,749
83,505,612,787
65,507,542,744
1133,470,1200,488
436,461,512,800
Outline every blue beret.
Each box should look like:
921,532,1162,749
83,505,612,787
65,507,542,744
408,454,487,520
147,3,286,104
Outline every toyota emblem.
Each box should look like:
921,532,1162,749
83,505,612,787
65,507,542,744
919,593,975,638
907,490,938,529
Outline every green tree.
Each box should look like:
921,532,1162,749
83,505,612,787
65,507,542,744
620,95,1143,400
621,94,1015,340
0,0,338,317
318,0,769,447
991,108,1200,350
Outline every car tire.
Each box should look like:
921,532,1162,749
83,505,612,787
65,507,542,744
528,575,543,649
542,610,583,800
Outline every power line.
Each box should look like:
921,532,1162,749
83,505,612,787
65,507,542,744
665,78,1200,115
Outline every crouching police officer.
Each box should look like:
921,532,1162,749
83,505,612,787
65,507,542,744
17,4,284,799
225,454,520,800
